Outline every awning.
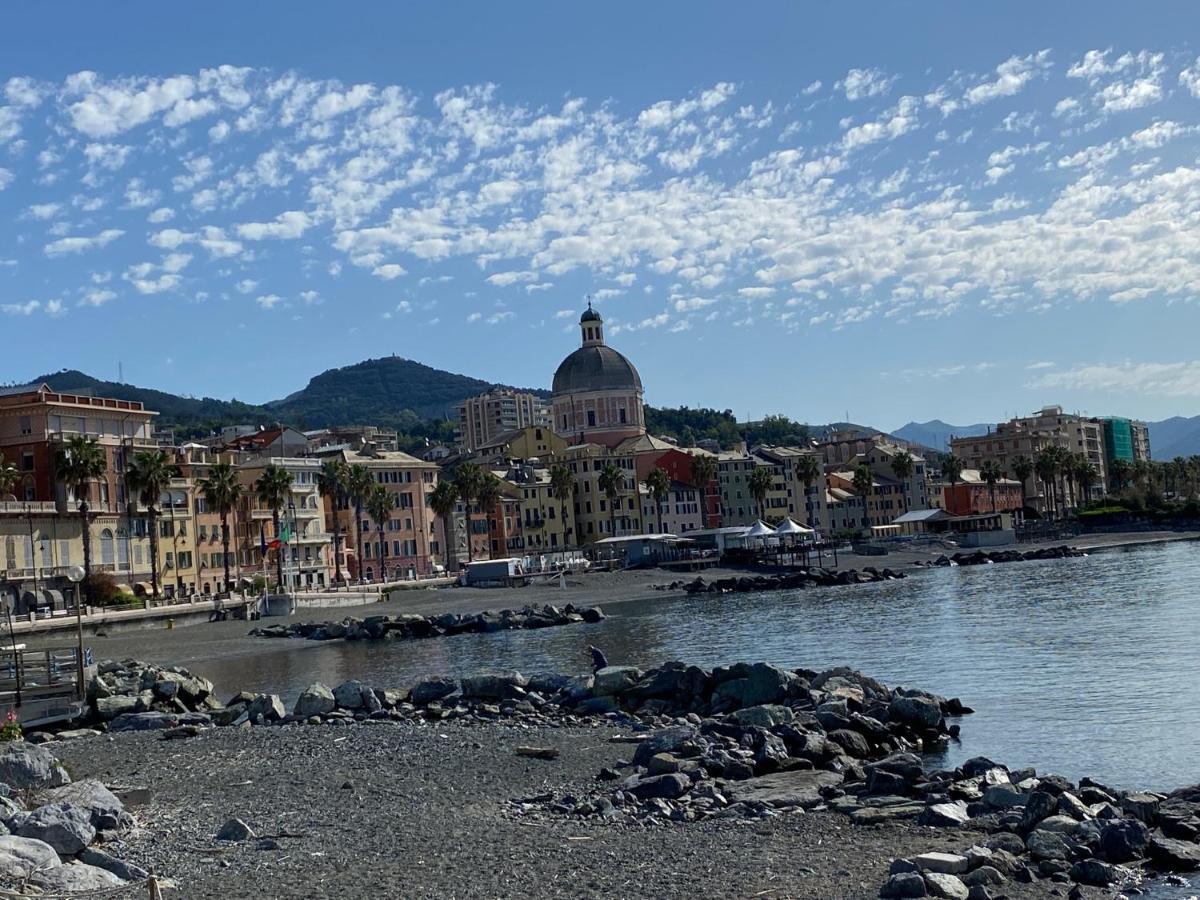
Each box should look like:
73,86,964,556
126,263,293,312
115,583,134,595
133,582,154,596
774,518,814,535
745,520,774,538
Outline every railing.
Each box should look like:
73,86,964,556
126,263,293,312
0,501,58,515
0,645,87,725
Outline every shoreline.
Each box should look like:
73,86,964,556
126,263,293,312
36,656,1200,899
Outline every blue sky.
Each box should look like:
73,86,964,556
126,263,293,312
3,2,1200,430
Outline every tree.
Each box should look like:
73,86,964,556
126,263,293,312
646,466,671,534
255,464,294,590
1010,455,1034,506
427,479,459,570
852,464,874,531
939,452,964,489
793,453,822,526
198,461,243,593
54,436,107,589
366,484,393,582
317,459,348,584
1171,456,1188,498
1035,447,1062,519
475,474,503,557
453,463,483,562
597,462,625,538
689,454,718,528
979,460,1004,514
1107,458,1131,494
0,453,17,500
548,463,575,548
1075,458,1098,506
748,465,774,522
890,450,915,513
125,449,176,600
346,464,374,583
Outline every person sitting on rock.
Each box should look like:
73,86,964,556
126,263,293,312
587,644,608,673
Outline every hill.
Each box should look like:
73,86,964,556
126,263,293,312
1147,416,1200,460
893,419,991,453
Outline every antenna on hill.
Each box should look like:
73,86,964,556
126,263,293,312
118,361,123,383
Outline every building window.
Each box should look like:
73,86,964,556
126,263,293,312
587,410,596,427
18,416,31,436
21,452,33,472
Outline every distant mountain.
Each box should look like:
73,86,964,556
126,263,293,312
893,419,992,453
1147,416,1200,460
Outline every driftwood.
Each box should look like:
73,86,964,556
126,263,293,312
515,746,560,760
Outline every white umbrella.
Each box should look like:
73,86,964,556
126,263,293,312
745,520,774,538
773,518,806,535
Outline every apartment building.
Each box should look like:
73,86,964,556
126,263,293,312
560,443,643,543
641,482,705,534
951,406,1111,512
1100,418,1151,468
499,463,572,552
236,457,333,589
942,469,1024,517
456,389,550,451
174,444,240,594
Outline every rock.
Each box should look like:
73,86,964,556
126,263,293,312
890,859,920,875
961,757,1005,779
94,695,140,720
580,606,605,623
729,704,794,729
923,872,969,899
460,672,528,699
852,804,926,825
1121,791,1161,824
646,753,684,775
1034,814,1080,834
79,847,148,881
982,785,1025,809
40,780,126,830
0,743,70,789
631,727,698,768
889,695,942,730
1069,858,1129,887
0,834,60,878
629,774,690,800
828,728,871,758
1099,818,1149,862
246,694,286,722
722,769,843,809
30,862,122,891
109,711,188,732
914,852,968,874
1025,829,1069,861
880,871,928,898
215,817,255,842
919,801,971,828
333,680,368,709
867,752,924,783
19,803,96,855
1022,790,1057,828
711,663,794,708
982,833,1025,855
592,666,642,697
1057,791,1090,820
55,728,101,741
962,866,1005,887
1148,835,1200,871
411,677,458,705
293,683,336,718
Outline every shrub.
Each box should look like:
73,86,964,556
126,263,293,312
82,571,123,606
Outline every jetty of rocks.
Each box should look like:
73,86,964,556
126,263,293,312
247,603,605,642
678,567,904,595
920,545,1086,568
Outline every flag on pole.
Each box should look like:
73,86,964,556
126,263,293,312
279,518,291,543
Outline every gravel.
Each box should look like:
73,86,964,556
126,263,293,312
53,722,1086,899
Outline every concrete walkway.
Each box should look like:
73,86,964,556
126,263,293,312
7,595,255,637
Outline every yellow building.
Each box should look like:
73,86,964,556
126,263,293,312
497,462,572,552
560,442,643,545
156,476,199,598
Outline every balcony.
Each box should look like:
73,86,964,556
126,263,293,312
0,501,58,516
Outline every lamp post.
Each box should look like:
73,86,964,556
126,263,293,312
64,565,85,699
286,496,296,594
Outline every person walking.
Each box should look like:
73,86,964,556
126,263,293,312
587,644,609,673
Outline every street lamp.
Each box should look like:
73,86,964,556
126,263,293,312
64,565,85,699
286,497,296,594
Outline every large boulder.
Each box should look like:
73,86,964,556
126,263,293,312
94,695,140,720
631,727,698,768
40,780,126,831
592,666,642,697
922,872,968,899
1069,859,1129,887
729,705,794,729
711,663,793,709
889,695,942,730
19,803,96,855
411,677,458,705
460,672,528,700
629,774,690,800
30,862,123,891
1099,818,1149,862
722,769,843,809
332,680,368,710
109,711,194,732
0,835,60,878
1147,835,1200,871
246,694,286,722
293,683,336,718
0,743,70,789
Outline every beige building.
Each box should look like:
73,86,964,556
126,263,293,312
718,446,830,530
641,481,705,535
236,457,333,589
560,442,643,544
456,389,550,451
498,462,572,552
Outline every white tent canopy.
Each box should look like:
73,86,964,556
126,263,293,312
745,520,775,538
774,518,815,535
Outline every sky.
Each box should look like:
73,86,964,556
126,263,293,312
3,2,1200,431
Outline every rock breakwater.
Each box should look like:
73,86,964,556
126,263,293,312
919,545,1086,568
678,567,905,595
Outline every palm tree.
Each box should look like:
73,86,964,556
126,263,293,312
979,459,1004,513
1035,447,1061,519
597,462,624,538
939,452,964,490
453,463,483,562
366,484,393,582
689,454,718,528
54,436,108,587
646,466,671,534
1009,454,1033,508
1171,456,1188,498
475,474,503,557
346,463,374,583
427,479,459,570
793,453,822,527
748,465,774,522
548,463,575,548
1075,459,1098,507
126,449,177,599
199,461,244,594
890,450,915,513
852,464,874,532
1188,456,1200,500
1107,458,1131,494
255,464,294,590
0,453,17,500
317,459,348,585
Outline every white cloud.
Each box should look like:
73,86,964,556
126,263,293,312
2,300,40,316
235,210,312,240
801,80,822,96
487,270,536,287
0,168,12,191
123,178,159,208
553,308,575,319
466,311,482,322
236,279,258,294
842,95,919,149
82,289,116,307
673,297,716,311
25,203,61,220
208,120,231,142
1029,361,1200,397
838,68,895,101
44,299,65,317
1181,57,1200,98
82,142,131,171
964,51,1050,106
44,229,124,257
372,263,406,280
300,290,322,305
64,72,199,137
256,293,282,309
148,207,175,223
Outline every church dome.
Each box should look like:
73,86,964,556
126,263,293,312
552,345,644,395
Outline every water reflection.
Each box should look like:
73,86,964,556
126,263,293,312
187,541,1200,792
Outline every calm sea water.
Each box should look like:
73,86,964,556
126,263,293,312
187,539,1200,795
